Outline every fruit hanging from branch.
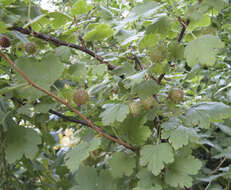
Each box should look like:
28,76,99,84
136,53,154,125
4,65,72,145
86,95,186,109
149,44,167,63
0,35,11,48
73,88,89,106
25,42,37,54
129,100,142,117
168,88,184,103
142,96,156,110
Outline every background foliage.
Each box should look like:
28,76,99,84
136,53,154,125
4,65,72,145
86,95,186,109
0,0,231,189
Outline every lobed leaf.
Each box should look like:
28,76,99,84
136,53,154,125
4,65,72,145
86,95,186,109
184,35,224,67
185,102,231,129
109,152,136,178
140,143,174,176
165,148,202,188
65,137,101,171
100,104,130,126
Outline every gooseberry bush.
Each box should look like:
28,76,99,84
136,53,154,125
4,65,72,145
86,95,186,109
0,0,231,189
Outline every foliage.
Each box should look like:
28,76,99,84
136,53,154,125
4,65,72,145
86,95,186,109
0,0,231,190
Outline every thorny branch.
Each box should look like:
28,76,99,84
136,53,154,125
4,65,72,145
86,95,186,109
8,25,116,70
177,18,190,42
130,46,144,71
0,50,138,154
132,54,144,71
49,109,89,127
156,18,190,84
49,109,122,139
210,157,227,175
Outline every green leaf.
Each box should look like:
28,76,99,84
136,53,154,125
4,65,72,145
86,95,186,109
109,152,136,178
124,70,147,88
205,0,228,11
6,124,41,163
146,16,173,35
0,83,27,96
0,22,7,33
0,0,16,6
119,115,151,146
34,102,55,113
133,186,161,190
120,1,163,25
73,167,98,190
15,54,64,99
73,167,118,190
54,46,71,62
189,14,211,31
100,104,130,126
97,170,119,190
132,80,161,99
185,102,231,129
47,12,72,28
167,42,185,61
17,104,32,116
65,137,101,171
128,125,152,146
84,24,114,41
70,0,94,15
25,12,72,29
165,149,202,188
184,35,224,67
216,123,231,136
68,63,88,80
140,143,174,176
92,64,107,76
213,147,231,159
133,168,163,190
186,2,210,21
112,62,136,76
98,5,114,21
139,33,159,50
149,62,169,75
161,118,199,150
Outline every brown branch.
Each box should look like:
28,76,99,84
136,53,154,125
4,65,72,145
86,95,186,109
157,73,165,84
49,109,88,126
130,46,144,71
177,19,190,42
7,25,116,70
157,18,190,84
0,50,138,154
210,157,227,175
49,109,121,139
133,54,144,71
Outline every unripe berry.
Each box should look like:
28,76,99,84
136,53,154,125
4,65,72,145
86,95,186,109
168,88,184,103
150,44,167,63
25,42,37,54
142,96,156,110
0,36,11,48
73,88,89,106
129,101,142,117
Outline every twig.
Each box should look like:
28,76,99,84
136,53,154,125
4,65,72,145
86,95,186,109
49,109,88,126
130,47,144,71
210,157,227,175
7,25,116,70
68,0,87,49
177,19,190,42
78,34,86,48
0,126,9,190
133,54,144,70
157,73,165,84
0,50,138,154
157,18,190,84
